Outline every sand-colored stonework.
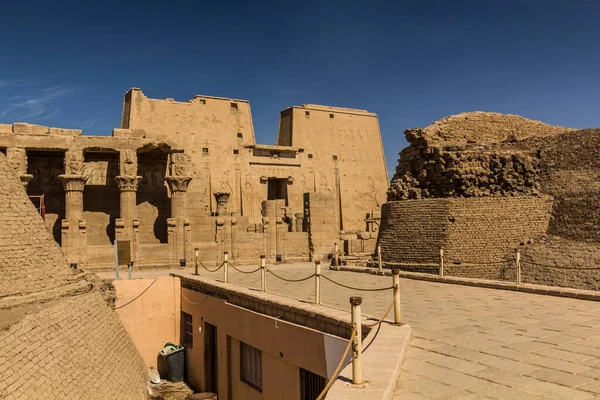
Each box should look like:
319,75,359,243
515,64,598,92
0,89,388,268
0,153,148,399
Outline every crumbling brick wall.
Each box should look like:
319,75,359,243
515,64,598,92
0,153,148,399
0,154,75,298
378,196,553,278
0,291,148,399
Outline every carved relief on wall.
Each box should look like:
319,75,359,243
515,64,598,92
65,150,85,176
319,171,330,191
120,149,138,176
170,153,190,176
6,148,27,175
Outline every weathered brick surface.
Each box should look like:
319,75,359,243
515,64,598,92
0,291,148,399
0,153,148,399
378,196,553,279
0,154,76,298
521,236,600,290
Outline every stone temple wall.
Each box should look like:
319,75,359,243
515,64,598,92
0,153,148,399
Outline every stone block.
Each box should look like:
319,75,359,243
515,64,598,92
112,128,146,138
13,123,49,134
48,128,82,136
0,124,12,134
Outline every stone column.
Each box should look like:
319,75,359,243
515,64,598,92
166,176,192,267
114,175,142,239
58,150,89,267
113,149,142,265
6,148,32,190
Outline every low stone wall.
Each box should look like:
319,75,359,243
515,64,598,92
378,196,553,267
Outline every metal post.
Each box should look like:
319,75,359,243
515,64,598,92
392,269,401,324
260,255,266,292
516,249,521,286
350,296,363,385
224,251,229,283
194,248,199,276
315,261,321,305
439,248,444,277
377,244,383,274
114,240,119,280
128,263,132,280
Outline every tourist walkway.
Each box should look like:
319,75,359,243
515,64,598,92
98,262,600,399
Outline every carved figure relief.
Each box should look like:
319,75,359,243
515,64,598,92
121,150,137,176
65,150,85,175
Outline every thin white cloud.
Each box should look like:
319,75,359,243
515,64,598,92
0,84,77,122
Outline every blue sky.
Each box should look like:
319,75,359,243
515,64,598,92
2,0,600,175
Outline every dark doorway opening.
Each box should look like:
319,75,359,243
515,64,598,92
204,322,218,393
26,150,66,244
267,178,288,206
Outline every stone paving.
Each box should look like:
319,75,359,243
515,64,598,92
98,262,600,399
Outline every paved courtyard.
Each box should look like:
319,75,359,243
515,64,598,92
99,262,600,399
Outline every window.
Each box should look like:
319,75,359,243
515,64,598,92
237,132,243,138
202,148,209,154
308,154,313,159
300,368,326,400
305,111,310,117
329,113,334,118
233,149,239,155
240,342,262,392
200,99,206,104
231,102,238,110
181,312,193,349
332,155,338,160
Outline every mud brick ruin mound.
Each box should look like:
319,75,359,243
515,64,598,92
380,112,600,290
0,154,148,399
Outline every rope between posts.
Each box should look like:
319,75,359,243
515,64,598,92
266,268,316,282
521,260,600,271
316,324,357,400
445,258,513,265
321,275,393,292
114,279,157,310
201,262,225,273
229,262,261,274
363,294,397,328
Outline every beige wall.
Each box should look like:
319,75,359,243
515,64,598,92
113,276,181,368
181,287,347,400
279,105,389,231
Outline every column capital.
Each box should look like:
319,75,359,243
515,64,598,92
58,174,89,192
114,175,142,192
165,176,192,193
214,191,230,215
19,174,33,190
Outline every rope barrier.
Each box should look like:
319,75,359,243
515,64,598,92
266,268,316,282
316,324,357,400
363,295,396,328
201,262,225,273
445,258,513,265
321,275,393,292
229,262,261,274
114,279,157,310
521,260,600,271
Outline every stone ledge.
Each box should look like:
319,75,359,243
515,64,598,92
172,272,368,340
333,265,600,302
328,324,412,400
